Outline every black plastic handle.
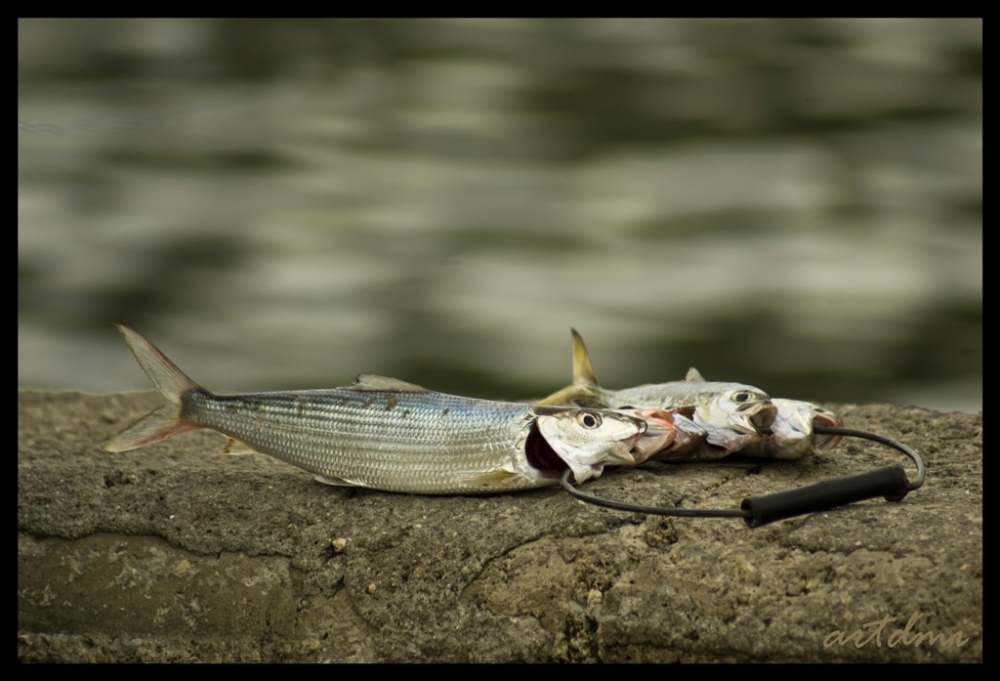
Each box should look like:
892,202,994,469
740,465,910,528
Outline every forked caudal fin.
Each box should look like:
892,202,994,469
101,324,204,452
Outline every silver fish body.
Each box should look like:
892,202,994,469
102,325,647,494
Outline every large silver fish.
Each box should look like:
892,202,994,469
102,325,650,494
538,330,777,460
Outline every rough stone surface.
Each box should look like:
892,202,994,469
18,390,982,662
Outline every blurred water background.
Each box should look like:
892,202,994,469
18,19,981,413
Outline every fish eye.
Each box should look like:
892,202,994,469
577,412,602,429
734,392,751,403
813,407,828,413
617,405,636,410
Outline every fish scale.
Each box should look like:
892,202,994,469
185,389,536,493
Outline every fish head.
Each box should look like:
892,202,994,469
759,399,844,459
694,387,777,455
535,408,646,484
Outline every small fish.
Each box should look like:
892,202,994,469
538,330,776,459
623,408,680,462
737,398,844,460
102,325,650,494
618,407,706,462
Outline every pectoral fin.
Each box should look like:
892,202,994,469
313,473,369,487
462,469,521,489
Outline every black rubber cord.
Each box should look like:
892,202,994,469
560,426,925,527
559,469,750,519
740,465,908,527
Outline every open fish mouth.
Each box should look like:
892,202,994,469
811,410,845,452
749,403,778,433
615,432,645,466
724,402,776,439
623,409,677,462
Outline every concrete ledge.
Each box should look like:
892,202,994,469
18,390,982,662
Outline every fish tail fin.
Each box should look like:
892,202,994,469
570,328,598,387
101,324,204,452
101,405,199,452
115,323,201,400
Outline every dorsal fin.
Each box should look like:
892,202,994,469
570,328,599,387
344,374,429,392
685,367,706,382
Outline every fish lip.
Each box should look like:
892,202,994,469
812,412,844,429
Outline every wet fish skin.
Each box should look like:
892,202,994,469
102,325,648,494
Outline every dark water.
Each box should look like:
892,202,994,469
18,19,981,412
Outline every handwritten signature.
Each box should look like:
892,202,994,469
825,612,969,649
